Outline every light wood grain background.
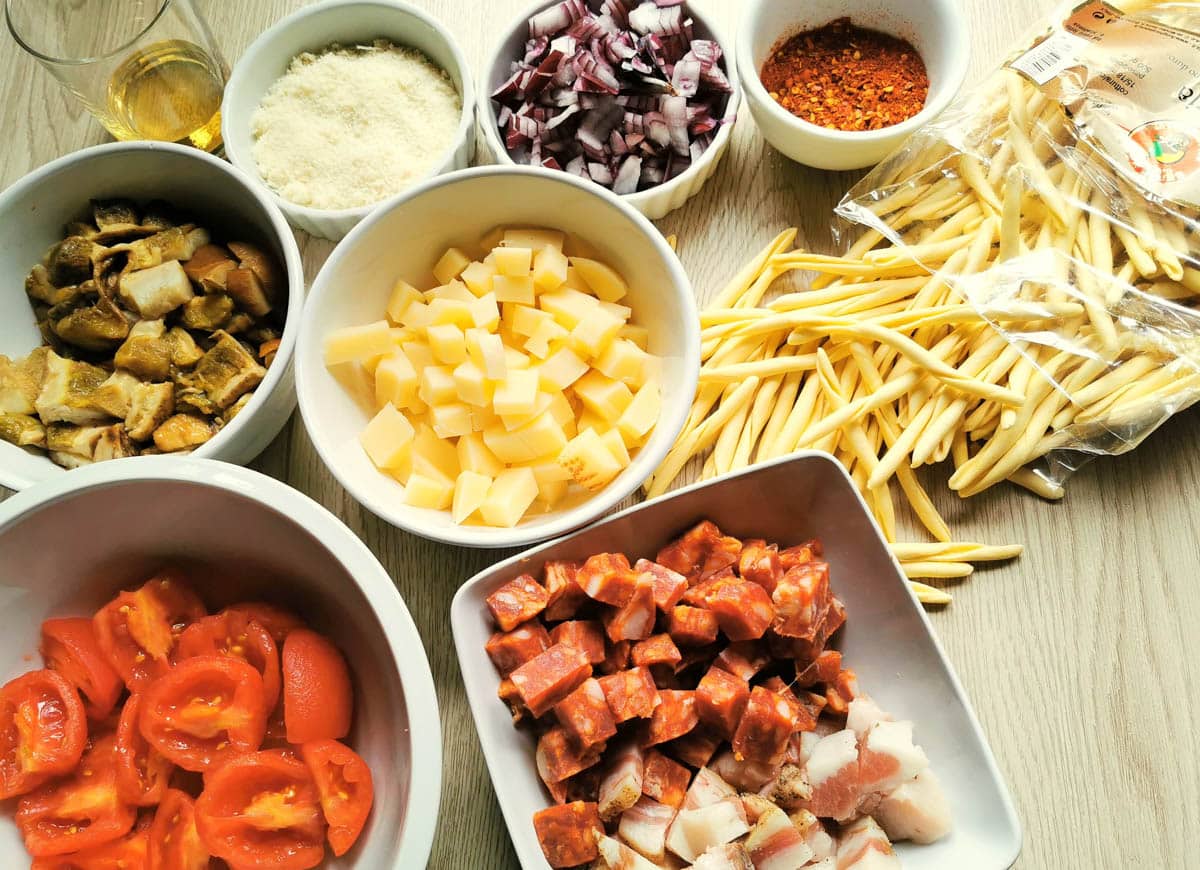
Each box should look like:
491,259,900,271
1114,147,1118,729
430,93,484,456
2,1,1199,867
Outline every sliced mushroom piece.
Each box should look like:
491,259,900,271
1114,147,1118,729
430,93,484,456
114,320,173,381
183,244,238,292
224,312,255,335
90,369,142,419
225,268,273,317
152,413,214,452
92,199,140,231
53,296,131,352
118,260,194,319
182,330,266,410
92,424,137,461
25,265,77,306
140,200,179,232
125,381,175,441
180,294,233,331
221,392,253,424
166,327,204,368
0,349,50,415
174,384,218,417
48,237,99,287
46,421,109,457
0,413,46,448
49,450,93,469
35,353,112,425
228,241,283,300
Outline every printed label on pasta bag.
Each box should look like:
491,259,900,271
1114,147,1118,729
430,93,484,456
1009,0,1200,205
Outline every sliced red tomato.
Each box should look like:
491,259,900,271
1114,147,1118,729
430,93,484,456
223,602,305,645
16,733,137,857
149,788,208,870
115,694,173,806
93,572,207,693
195,751,326,870
30,826,149,869
1,669,88,799
282,629,352,744
138,655,266,772
176,610,281,713
41,617,124,721
261,704,289,750
300,739,374,856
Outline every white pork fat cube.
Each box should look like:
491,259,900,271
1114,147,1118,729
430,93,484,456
599,740,644,821
595,835,660,870
616,797,675,863
857,720,929,801
835,817,900,869
874,768,952,845
745,804,814,870
690,843,754,870
665,797,749,863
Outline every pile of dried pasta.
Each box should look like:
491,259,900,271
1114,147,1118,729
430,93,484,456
648,67,1200,604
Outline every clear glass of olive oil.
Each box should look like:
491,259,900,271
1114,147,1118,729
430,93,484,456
6,0,227,152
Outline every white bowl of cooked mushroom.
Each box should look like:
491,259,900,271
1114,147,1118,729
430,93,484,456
0,141,304,491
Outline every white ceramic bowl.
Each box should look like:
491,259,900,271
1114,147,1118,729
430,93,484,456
452,452,1022,870
0,456,442,867
478,0,741,221
0,141,303,492
222,0,476,241
737,0,969,171
296,165,700,549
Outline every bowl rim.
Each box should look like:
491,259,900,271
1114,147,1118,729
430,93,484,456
0,140,304,492
221,0,477,222
476,0,742,208
0,454,444,869
295,163,701,549
735,0,970,145
450,450,1023,869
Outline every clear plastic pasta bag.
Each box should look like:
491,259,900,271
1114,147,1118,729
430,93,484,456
834,0,1200,492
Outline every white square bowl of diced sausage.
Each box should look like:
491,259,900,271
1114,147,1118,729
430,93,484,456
451,451,1021,869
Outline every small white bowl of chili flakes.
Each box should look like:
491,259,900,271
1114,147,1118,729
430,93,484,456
736,0,969,171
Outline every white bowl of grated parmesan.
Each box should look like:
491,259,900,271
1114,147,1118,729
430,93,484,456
221,0,476,241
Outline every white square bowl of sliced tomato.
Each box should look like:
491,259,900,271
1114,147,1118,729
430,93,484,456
451,451,1021,869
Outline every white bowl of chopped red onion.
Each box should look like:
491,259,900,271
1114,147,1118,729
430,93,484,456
479,0,740,221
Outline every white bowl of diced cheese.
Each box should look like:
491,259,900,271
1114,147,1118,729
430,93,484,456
295,166,699,548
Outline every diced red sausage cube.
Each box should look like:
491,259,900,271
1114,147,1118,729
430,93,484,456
796,650,843,687
486,574,550,631
705,579,775,641
644,690,698,746
779,540,822,569
641,749,691,809
699,534,742,581
533,801,603,868
598,639,632,675
714,641,770,681
655,520,722,578
772,562,831,639
666,606,719,647
681,567,737,607
665,725,723,769
549,620,607,666
738,539,782,594
538,726,603,787
497,677,530,725
760,675,801,706
543,560,587,621
511,643,593,718
577,553,639,606
602,576,656,642
634,559,688,611
825,668,858,716
695,666,750,738
631,634,682,669
554,678,617,749
485,622,551,675
598,667,659,722
732,686,798,765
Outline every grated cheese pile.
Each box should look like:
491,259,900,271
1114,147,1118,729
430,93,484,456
251,40,462,211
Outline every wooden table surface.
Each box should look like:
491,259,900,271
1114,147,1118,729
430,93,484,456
3,0,1200,867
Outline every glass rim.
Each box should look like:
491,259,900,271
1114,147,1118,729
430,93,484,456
5,0,172,66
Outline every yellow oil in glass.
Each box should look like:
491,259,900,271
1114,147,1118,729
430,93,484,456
106,39,224,151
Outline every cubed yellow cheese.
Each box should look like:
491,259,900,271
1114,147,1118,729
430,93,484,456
457,432,505,477
359,404,415,471
403,340,435,372
499,390,554,432
387,279,423,324
431,402,474,438
466,329,508,380
545,390,575,429
576,408,609,435
469,404,500,433
452,359,492,406
573,370,633,421
460,261,496,297
595,338,648,386
492,368,539,417
524,318,568,359
483,414,567,464
428,298,474,328
524,459,570,507
503,228,565,252
374,352,419,410
569,309,624,357
453,471,493,524
325,321,394,366
539,288,600,329
480,467,539,528
433,247,472,285
532,246,569,291
492,246,533,277
570,256,629,302
418,365,457,406
557,428,623,492
492,275,535,305
508,304,554,338
405,473,454,510
470,293,501,331
504,347,532,370
618,323,650,351
426,323,468,365
599,427,631,467
538,346,589,391
412,424,459,481
561,266,589,293
598,300,633,322
617,380,660,444
400,301,433,329
426,279,474,304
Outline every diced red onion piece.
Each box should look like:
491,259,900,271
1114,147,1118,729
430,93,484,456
613,155,642,193
662,94,690,156
588,162,614,185
671,55,701,97
529,0,587,38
